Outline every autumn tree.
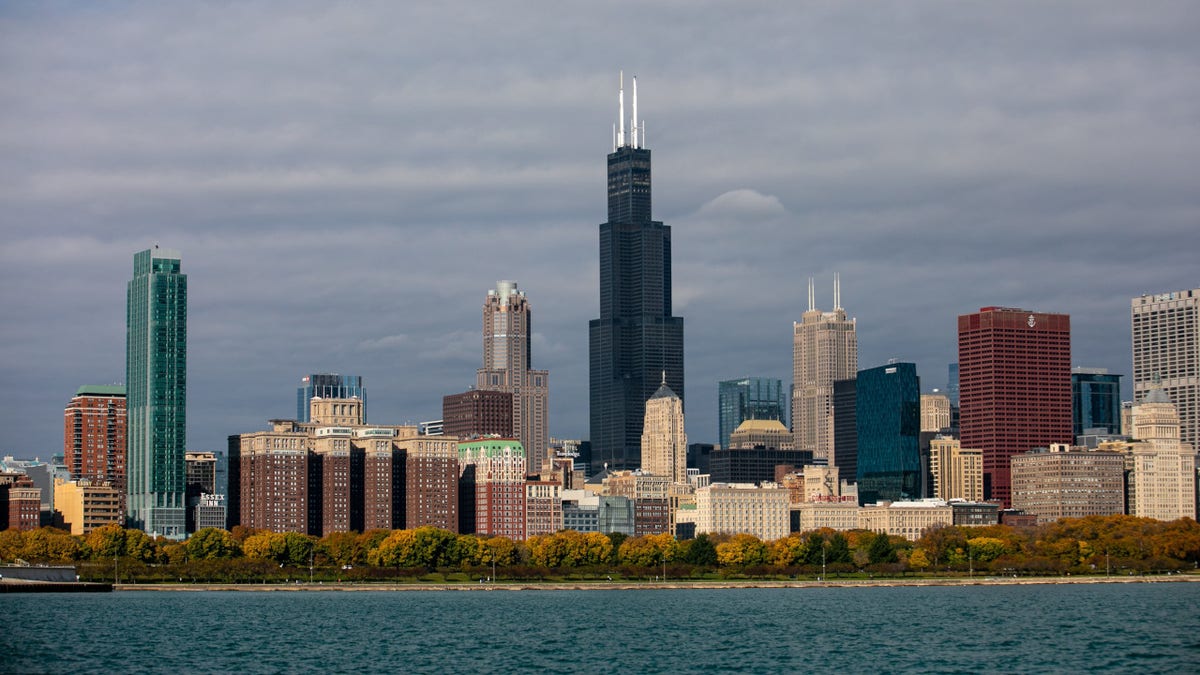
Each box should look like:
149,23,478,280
619,533,677,567
716,534,767,567
21,527,81,562
186,528,242,560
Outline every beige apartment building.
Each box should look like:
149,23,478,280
858,500,954,541
792,276,857,461
695,483,789,542
1010,444,1125,524
792,501,859,533
54,478,122,535
1127,389,1198,520
640,378,687,483
929,437,983,501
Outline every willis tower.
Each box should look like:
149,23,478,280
589,73,684,473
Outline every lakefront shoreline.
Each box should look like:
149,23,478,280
113,574,1200,592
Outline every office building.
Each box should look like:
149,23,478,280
856,363,922,505
126,246,188,538
920,393,951,433
1127,389,1197,521
1132,289,1200,449
1072,367,1122,437
640,377,687,484
53,478,122,535
858,500,955,541
718,378,785,450
184,451,218,533
1,472,41,531
590,74,685,472
601,470,672,536
958,306,1072,506
832,378,857,487
443,389,513,439
297,374,365,423
711,420,813,484
1010,444,1125,524
792,276,858,461
694,483,790,542
476,281,550,471
928,437,983,502
63,385,126,521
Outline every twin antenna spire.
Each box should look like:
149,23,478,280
807,274,843,312
613,70,645,151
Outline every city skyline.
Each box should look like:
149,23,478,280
3,3,1199,458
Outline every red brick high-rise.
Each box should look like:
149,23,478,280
443,389,513,439
63,385,126,512
958,307,1072,507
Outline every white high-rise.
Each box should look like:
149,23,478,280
1132,289,1200,450
792,276,857,460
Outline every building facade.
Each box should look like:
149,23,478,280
126,247,188,537
958,307,1072,506
856,363,922,505
920,393,951,433
184,451,218,533
475,281,550,471
1010,445,1125,524
589,75,684,473
695,483,790,542
1,472,41,531
858,500,955,541
792,276,857,461
1128,389,1198,521
54,478,122,535
443,389,513,439
928,437,983,502
63,385,126,519
458,438,526,540
718,378,785,450
640,378,687,484
1072,367,1122,437
297,374,365,423
1132,289,1200,450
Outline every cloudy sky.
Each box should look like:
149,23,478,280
2,2,1198,459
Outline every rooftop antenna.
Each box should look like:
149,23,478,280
834,272,842,310
807,277,815,312
617,71,626,148
632,75,639,149
661,370,667,386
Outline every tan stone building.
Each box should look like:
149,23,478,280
54,478,122,535
525,478,563,537
858,499,954,541
640,378,687,483
695,483,789,541
728,419,794,450
1127,390,1198,521
476,281,550,472
1010,444,1125,524
792,501,859,533
929,437,984,501
792,276,857,461
920,394,952,433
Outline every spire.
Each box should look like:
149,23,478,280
834,272,842,310
661,370,667,386
617,71,625,148
632,75,639,149
807,277,815,312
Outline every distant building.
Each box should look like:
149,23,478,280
920,393,951,433
640,377,688,484
950,501,1000,527
443,389,513,439
54,478,121,535
126,246,188,538
858,499,954,541
1132,289,1200,451
525,477,563,537
928,437,983,502
560,489,636,534
1072,368,1122,437
832,378,857,487
1126,389,1198,521
194,493,227,531
718,378,786,450
856,363,922,505
959,306,1072,506
710,446,813,487
1,472,41,531
695,483,789,542
184,451,218,533
792,276,857,461
792,501,859,533
602,470,672,536
297,374,365,423
1010,444,1125,524
63,385,126,517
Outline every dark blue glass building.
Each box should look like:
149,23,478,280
297,374,366,422
1072,368,1122,437
718,378,786,449
856,362,921,505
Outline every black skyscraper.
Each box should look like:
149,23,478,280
589,74,684,472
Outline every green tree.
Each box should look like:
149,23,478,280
826,533,852,564
683,534,718,566
606,532,629,564
802,532,827,566
867,533,898,564
186,528,241,560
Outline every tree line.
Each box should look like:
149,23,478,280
2,515,1198,583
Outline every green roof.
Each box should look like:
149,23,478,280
75,385,126,397
457,438,525,457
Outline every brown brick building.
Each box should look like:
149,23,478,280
443,389,513,439
63,385,126,513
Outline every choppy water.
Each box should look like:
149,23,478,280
4,583,1200,673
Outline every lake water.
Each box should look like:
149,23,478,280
4,583,1199,673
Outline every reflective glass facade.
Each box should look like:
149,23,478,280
718,378,785,450
126,248,187,537
297,374,365,422
1072,370,1122,436
855,363,921,505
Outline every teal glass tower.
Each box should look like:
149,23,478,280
856,362,921,505
718,378,786,450
126,247,188,537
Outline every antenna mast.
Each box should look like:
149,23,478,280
834,273,842,310
807,277,815,312
632,75,639,149
617,71,625,148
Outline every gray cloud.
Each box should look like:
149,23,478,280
2,1,1198,458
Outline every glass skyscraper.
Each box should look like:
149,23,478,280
126,247,187,537
718,378,785,450
297,374,365,422
855,362,921,505
1072,368,1122,437
589,75,684,472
